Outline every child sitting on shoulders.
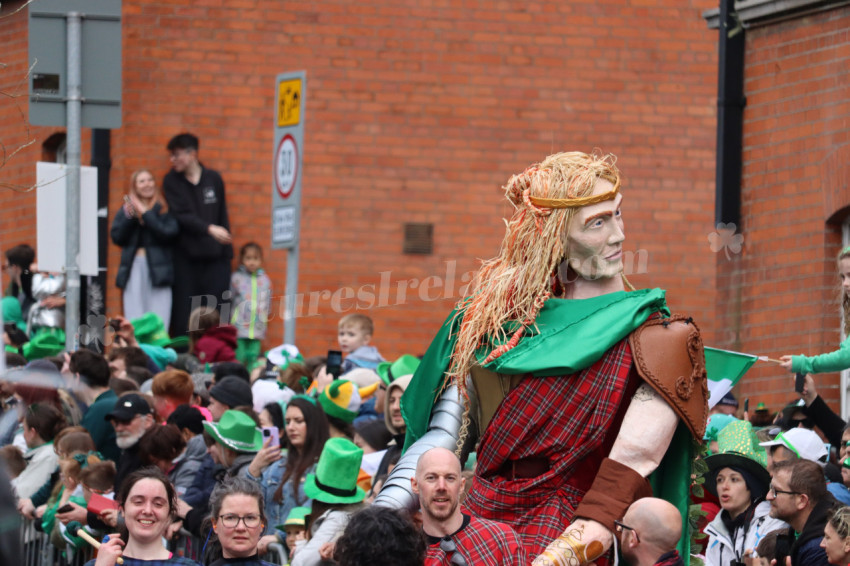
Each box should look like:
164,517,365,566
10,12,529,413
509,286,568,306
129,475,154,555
337,313,384,374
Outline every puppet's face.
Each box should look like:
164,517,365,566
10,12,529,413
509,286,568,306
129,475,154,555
564,178,624,281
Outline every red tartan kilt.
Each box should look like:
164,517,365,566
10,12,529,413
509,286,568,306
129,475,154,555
467,475,582,559
465,338,635,565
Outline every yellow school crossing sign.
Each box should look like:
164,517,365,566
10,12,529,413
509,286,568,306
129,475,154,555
277,79,301,127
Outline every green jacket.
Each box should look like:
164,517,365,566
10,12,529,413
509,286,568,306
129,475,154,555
792,335,850,374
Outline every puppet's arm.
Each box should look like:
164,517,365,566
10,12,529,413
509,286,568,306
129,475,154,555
533,383,678,565
535,315,707,566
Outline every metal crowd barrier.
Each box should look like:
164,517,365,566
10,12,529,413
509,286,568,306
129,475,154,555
19,520,287,566
21,519,94,566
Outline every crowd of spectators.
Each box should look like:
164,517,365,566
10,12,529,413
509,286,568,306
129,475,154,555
0,307,445,566
6,294,850,566
6,138,850,566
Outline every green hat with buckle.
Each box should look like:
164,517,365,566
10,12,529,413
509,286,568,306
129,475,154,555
304,437,365,504
376,354,420,387
202,410,263,453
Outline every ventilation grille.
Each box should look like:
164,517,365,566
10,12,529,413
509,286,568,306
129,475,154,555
403,223,433,255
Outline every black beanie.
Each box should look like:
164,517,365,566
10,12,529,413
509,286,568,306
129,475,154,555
209,376,253,409
167,404,205,435
724,464,769,502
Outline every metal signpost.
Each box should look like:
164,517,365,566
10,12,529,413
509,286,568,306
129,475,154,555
29,0,122,350
272,71,305,345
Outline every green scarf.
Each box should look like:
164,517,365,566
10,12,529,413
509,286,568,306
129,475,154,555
401,288,669,447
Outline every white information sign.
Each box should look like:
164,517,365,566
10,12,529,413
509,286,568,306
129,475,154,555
273,207,297,244
36,161,98,276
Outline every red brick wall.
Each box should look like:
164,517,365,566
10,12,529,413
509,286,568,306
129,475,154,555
0,1,88,255
717,5,850,414
2,0,719,363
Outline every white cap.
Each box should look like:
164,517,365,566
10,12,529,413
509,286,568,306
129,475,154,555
759,428,828,464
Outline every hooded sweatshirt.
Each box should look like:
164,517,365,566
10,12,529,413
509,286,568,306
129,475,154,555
194,325,238,363
342,345,385,374
376,374,413,480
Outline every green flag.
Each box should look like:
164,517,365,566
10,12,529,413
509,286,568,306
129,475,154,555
704,347,758,408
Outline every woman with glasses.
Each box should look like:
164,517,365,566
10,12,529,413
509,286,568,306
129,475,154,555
204,477,275,566
821,505,850,565
703,421,787,566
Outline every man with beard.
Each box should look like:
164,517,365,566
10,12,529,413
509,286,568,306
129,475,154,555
106,393,156,489
767,459,834,566
412,447,525,566
56,393,155,528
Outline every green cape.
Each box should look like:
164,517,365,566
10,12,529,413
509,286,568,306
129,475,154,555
402,288,670,447
400,287,694,561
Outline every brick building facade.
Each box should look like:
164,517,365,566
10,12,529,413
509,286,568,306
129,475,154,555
707,2,850,416
2,1,721,374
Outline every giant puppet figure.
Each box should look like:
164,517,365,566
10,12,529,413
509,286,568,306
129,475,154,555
374,152,708,565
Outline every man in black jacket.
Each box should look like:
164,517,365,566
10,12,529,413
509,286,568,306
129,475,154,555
163,133,233,335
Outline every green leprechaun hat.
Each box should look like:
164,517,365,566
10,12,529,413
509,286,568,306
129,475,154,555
131,312,188,350
202,410,263,453
376,354,420,387
704,419,771,498
318,380,361,424
22,329,66,360
303,437,365,504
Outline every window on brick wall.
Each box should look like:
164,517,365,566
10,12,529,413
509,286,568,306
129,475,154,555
41,133,66,163
403,223,433,255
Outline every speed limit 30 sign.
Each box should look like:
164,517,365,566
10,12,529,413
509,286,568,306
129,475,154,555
275,134,298,199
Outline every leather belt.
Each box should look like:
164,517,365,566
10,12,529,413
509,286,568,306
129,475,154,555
499,457,551,480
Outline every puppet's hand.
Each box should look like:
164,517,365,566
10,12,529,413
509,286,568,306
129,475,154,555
532,519,610,566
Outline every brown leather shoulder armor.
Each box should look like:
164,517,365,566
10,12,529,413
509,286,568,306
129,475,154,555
629,314,708,439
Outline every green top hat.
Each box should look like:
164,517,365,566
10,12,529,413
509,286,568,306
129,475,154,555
704,419,771,498
304,437,366,504
376,354,420,386
202,410,263,453
276,506,311,531
22,329,66,361
131,313,187,350
132,313,170,345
